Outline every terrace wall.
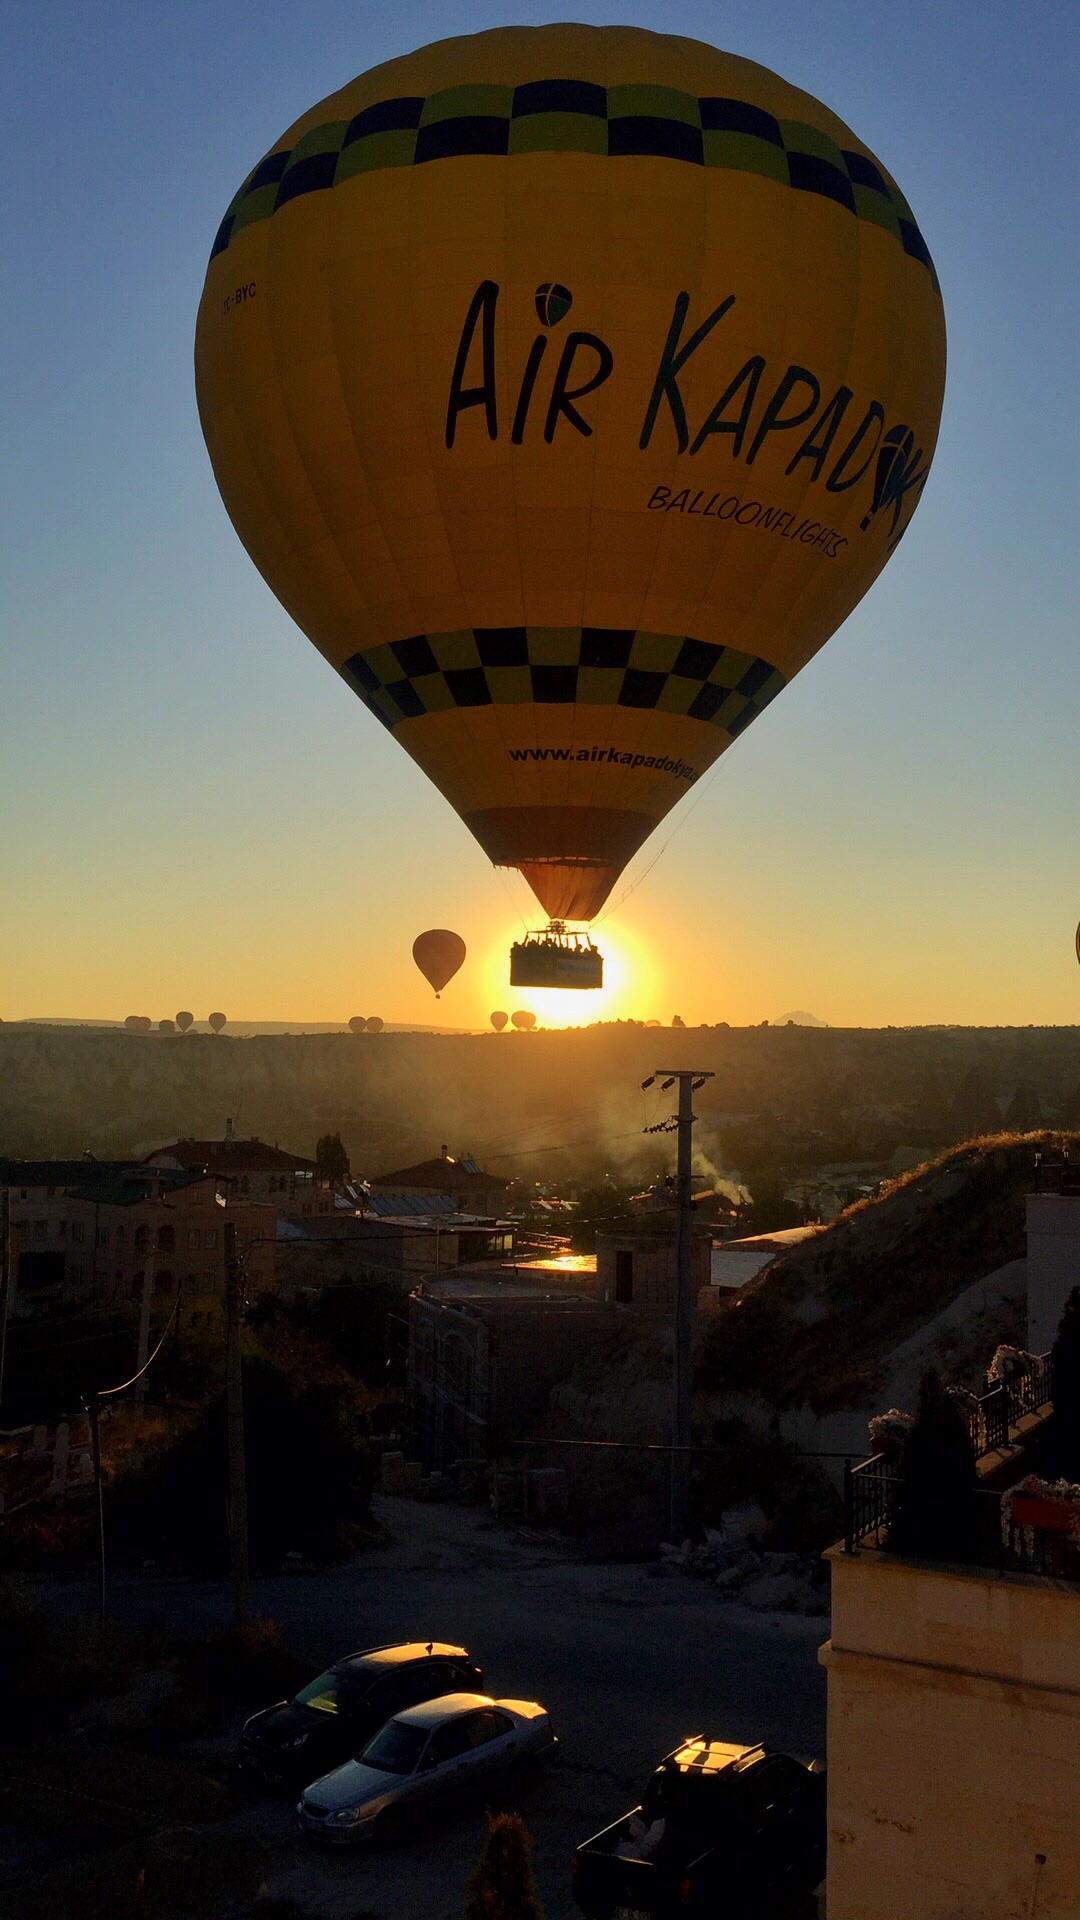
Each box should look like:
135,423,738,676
820,1547,1080,1919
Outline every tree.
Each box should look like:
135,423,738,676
315,1130,350,1185
464,1811,545,1920
1051,1285,1080,1479
887,1368,979,1563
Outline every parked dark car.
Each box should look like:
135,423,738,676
239,1641,483,1788
571,1738,825,1919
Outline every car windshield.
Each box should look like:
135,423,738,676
294,1670,353,1715
360,1719,429,1774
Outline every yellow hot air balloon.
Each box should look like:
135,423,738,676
490,1010,508,1031
412,929,466,997
511,1009,536,1031
196,26,944,955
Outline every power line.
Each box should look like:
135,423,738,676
97,1287,181,1397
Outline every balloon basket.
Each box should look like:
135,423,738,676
510,925,603,990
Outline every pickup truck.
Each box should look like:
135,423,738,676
570,1738,825,1919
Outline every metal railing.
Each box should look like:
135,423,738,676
956,1352,1052,1457
843,1468,1080,1582
845,1352,1055,1557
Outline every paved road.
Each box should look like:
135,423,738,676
41,1498,828,1919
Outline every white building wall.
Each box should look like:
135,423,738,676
1026,1192,1080,1353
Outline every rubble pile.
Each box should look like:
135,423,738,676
658,1502,830,1615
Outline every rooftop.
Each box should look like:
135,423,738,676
370,1151,506,1191
67,1170,207,1208
0,1158,137,1189
146,1136,316,1174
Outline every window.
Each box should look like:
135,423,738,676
72,1221,85,1245
156,1225,175,1253
204,1228,217,1251
463,1710,502,1748
361,1720,428,1774
99,1226,109,1247
188,1228,202,1251
154,1270,174,1297
68,1264,83,1285
115,1226,124,1248
614,1249,634,1304
134,1225,149,1250
131,1273,143,1300
57,1220,66,1240
425,1717,475,1766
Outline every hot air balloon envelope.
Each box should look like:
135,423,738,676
412,930,466,996
196,26,945,925
511,1010,537,1032
366,1015,385,1033
209,1012,227,1033
490,1011,508,1031
349,1015,367,1033
176,1011,194,1033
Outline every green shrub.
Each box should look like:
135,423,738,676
465,1811,545,1920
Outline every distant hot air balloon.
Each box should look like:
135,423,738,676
412,930,466,998
511,1011,536,1032
159,1018,176,1034
349,1015,367,1034
175,1011,194,1033
366,1015,384,1033
197,25,945,976
208,1011,227,1033
490,1011,508,1032
124,1015,141,1032
646,1019,661,1028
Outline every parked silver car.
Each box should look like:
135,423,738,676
297,1691,557,1846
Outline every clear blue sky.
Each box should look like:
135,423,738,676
2,1,1078,1027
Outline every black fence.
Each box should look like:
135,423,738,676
958,1352,1052,1457
845,1351,1055,1559
842,1468,1080,1581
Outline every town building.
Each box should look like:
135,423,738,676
0,1157,276,1321
596,1182,711,1309
820,1189,1080,1919
368,1147,508,1220
407,1282,612,1470
144,1121,333,1217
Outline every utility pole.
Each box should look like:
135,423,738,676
86,1396,106,1635
224,1221,251,1632
134,1232,156,1408
643,1066,714,1544
0,1191,12,1418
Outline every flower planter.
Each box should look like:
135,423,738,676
1010,1494,1080,1533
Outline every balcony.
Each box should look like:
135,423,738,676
842,1352,1080,1582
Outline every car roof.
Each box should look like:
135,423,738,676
333,1642,469,1676
394,1692,497,1728
665,1739,766,1777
